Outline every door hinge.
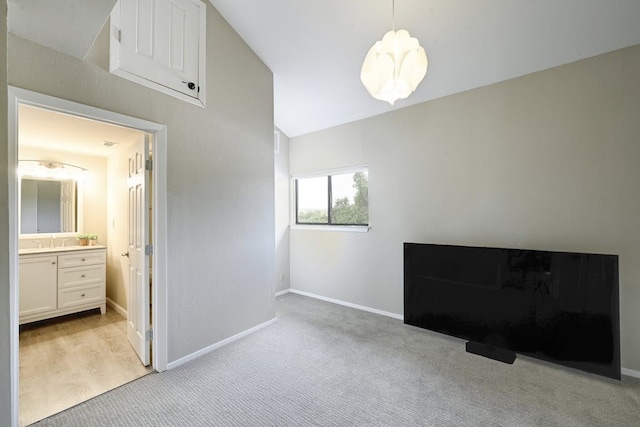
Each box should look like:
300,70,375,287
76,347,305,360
145,329,153,341
145,159,153,171
145,245,153,256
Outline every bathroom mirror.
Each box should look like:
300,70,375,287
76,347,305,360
18,160,86,238
20,178,81,235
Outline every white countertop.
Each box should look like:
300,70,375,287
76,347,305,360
19,245,107,255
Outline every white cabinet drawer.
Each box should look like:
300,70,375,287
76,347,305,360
58,250,106,268
58,264,105,289
58,284,104,309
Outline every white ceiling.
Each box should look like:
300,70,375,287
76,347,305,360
210,0,640,137
19,105,143,157
8,0,116,59
8,1,640,139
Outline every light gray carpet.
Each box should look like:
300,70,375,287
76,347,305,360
36,293,640,426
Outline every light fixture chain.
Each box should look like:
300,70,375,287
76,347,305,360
392,0,395,31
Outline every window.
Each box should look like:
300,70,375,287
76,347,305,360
295,168,368,227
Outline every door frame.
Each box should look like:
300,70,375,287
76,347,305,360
7,86,169,423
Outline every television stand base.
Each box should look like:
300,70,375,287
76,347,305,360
466,341,516,364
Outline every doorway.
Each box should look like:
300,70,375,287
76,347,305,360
7,87,168,425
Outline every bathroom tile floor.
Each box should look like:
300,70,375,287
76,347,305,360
19,309,153,426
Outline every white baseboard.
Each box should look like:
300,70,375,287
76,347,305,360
622,367,640,379
106,297,127,317
289,288,404,321
275,289,291,297
166,317,278,370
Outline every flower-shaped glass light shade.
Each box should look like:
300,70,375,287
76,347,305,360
360,29,428,105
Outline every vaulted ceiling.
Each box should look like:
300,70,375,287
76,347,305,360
8,0,640,138
8,0,116,59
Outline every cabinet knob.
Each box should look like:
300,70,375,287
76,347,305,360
51,262,56,265
81,294,86,297
81,258,86,262
81,274,86,278
182,80,196,90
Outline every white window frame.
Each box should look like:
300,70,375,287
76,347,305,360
291,165,370,232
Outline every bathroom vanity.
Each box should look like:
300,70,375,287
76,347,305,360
19,245,107,325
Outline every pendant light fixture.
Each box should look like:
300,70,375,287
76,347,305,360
360,0,428,105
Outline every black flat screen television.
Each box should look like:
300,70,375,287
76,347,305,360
404,242,620,379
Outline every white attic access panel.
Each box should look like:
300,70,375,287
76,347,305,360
110,0,206,107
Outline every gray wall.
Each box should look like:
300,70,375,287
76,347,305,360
0,0,11,424
289,44,640,372
275,128,290,293
6,1,275,371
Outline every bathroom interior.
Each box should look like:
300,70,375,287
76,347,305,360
17,103,154,426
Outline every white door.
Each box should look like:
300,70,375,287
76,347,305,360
118,0,203,97
19,255,58,318
60,179,75,232
126,135,150,366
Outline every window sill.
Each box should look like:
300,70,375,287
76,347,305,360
291,224,370,233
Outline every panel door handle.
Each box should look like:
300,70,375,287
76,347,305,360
182,81,196,90
121,252,129,258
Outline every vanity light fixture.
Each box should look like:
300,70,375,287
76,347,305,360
18,160,88,181
360,0,428,105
